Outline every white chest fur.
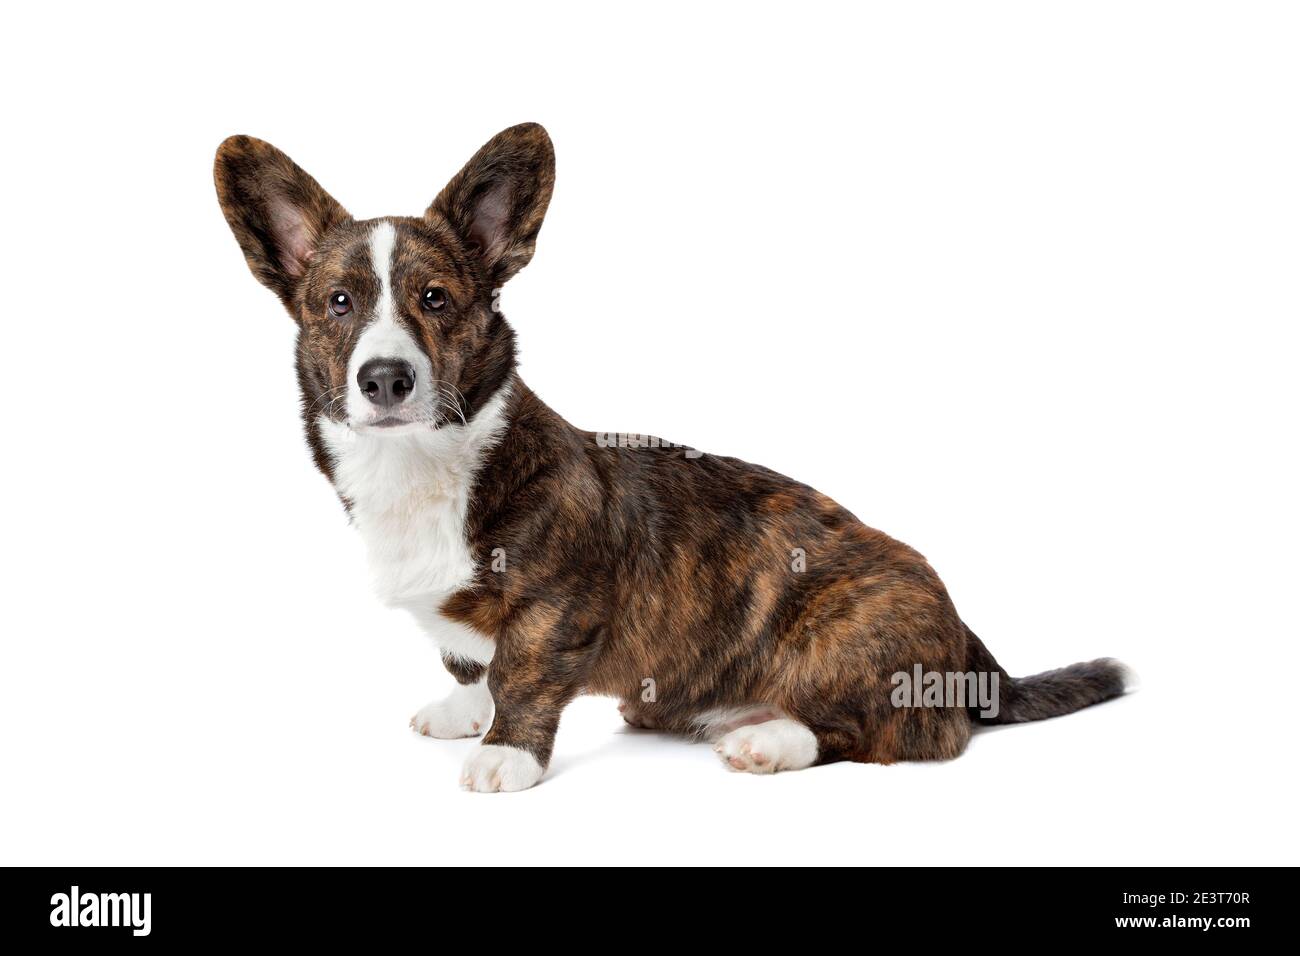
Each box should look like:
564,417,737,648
317,385,510,665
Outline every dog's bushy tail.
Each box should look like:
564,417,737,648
964,623,1128,725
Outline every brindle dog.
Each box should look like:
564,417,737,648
215,124,1126,791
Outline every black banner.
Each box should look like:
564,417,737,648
1,866,1283,944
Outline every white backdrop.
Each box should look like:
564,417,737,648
2,1,1296,865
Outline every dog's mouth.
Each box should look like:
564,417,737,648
350,413,441,434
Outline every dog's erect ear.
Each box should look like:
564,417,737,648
214,135,351,313
427,123,555,286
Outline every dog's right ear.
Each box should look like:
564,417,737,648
214,136,351,314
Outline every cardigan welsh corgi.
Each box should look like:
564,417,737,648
214,124,1126,792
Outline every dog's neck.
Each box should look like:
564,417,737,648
316,377,519,605
322,378,516,512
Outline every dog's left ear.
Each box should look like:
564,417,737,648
427,123,555,286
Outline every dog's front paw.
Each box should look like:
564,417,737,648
410,680,493,739
460,744,545,793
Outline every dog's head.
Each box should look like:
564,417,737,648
214,124,553,435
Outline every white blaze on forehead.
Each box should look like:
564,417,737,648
370,220,397,321
346,221,433,422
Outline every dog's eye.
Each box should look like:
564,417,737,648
328,292,352,317
421,287,448,312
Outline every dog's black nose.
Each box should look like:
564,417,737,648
357,359,415,408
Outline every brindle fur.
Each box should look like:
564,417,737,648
215,124,1126,773
441,653,486,686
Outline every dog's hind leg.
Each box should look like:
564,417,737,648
711,717,819,774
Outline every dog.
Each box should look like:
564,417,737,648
214,123,1127,792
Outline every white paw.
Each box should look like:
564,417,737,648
410,679,493,739
713,719,818,774
460,745,545,793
